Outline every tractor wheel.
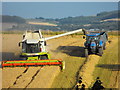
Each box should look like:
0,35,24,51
98,47,103,56
103,44,106,50
85,49,88,57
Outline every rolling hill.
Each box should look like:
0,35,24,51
2,10,119,31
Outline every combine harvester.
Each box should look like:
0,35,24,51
2,29,83,71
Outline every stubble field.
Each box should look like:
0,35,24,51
1,33,119,89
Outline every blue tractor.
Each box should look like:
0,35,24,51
83,31,108,57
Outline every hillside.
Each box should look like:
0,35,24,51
2,10,119,31
2,15,26,24
56,10,119,30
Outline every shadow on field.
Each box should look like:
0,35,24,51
56,46,85,57
96,64,120,71
1,52,20,61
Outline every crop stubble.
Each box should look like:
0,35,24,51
2,34,119,88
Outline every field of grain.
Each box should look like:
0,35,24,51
2,34,86,89
92,36,119,88
2,34,60,88
1,33,119,89
28,22,57,26
51,36,119,89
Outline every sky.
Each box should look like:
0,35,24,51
1,0,120,2
2,2,118,19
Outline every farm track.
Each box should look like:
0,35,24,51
72,54,100,89
78,55,100,87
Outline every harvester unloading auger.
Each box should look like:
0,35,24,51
2,29,83,71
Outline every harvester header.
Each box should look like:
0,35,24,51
2,59,65,71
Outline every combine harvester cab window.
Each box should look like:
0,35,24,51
26,44,39,53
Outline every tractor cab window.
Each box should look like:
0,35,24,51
86,36,99,44
87,36,99,41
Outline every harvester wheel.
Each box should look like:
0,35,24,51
98,47,103,56
40,55,48,60
85,49,88,57
61,61,65,71
20,57,27,60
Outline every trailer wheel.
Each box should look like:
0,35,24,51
98,47,103,56
85,49,88,57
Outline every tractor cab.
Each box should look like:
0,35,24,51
85,33,100,44
86,36,99,41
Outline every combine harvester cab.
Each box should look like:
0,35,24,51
2,29,83,71
83,31,108,57
19,30,49,60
